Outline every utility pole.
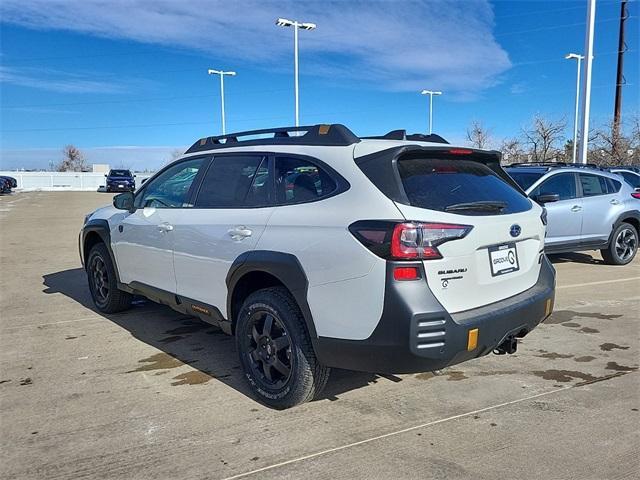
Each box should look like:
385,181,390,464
613,0,628,139
578,0,596,165
566,53,584,163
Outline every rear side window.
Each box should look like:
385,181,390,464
618,172,639,188
530,173,577,201
579,173,610,197
196,155,269,207
507,171,544,191
397,158,531,215
275,157,337,204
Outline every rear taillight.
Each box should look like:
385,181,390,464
631,192,640,199
349,221,473,260
540,206,548,226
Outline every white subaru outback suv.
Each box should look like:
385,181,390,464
81,124,555,408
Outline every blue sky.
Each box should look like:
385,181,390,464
1,0,638,170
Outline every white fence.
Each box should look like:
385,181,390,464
0,172,153,191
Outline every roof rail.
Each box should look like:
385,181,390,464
185,124,360,154
362,129,449,144
506,162,605,170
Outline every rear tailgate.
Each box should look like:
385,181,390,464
391,148,545,313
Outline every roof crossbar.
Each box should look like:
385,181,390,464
185,124,360,154
362,130,449,144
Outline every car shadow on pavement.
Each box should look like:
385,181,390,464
547,252,603,265
42,268,382,405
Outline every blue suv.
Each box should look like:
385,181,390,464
105,169,135,192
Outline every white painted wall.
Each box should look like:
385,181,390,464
0,172,153,191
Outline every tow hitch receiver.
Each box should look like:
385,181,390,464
494,336,518,355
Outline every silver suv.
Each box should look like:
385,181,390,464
506,164,640,265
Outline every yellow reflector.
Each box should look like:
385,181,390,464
318,124,330,135
467,328,478,351
545,298,553,316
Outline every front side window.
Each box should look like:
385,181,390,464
195,155,269,208
579,173,609,197
135,157,204,208
531,173,577,201
274,157,337,204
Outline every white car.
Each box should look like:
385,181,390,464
81,124,556,408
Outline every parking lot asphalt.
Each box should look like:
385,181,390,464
1,191,638,480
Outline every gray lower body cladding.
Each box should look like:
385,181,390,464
314,256,555,374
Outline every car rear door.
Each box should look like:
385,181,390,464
390,151,544,314
578,173,624,244
529,172,582,248
172,154,274,315
113,157,207,293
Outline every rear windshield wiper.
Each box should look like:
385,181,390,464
444,201,507,213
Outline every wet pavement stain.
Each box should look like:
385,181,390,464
159,335,185,344
600,343,630,352
574,356,596,363
605,362,638,372
415,372,435,381
532,370,598,383
537,352,574,360
562,322,581,328
545,310,623,324
579,327,600,334
164,320,209,336
476,370,519,376
446,371,468,381
126,353,185,373
171,370,212,386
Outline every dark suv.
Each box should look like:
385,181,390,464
105,169,135,192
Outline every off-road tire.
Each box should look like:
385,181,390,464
236,287,330,409
87,243,133,313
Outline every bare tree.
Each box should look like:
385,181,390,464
521,115,566,162
466,121,492,149
591,116,640,166
56,145,87,172
499,137,525,164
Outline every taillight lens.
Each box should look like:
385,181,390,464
349,221,472,260
540,206,548,226
631,192,640,199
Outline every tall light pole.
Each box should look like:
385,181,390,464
207,69,236,135
276,18,316,127
578,0,596,164
565,53,584,164
420,90,442,134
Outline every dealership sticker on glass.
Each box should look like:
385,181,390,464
488,243,519,276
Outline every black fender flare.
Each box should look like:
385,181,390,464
608,210,640,245
226,250,318,341
81,219,122,283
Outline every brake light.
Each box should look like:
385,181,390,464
448,148,473,155
349,220,473,260
391,222,473,260
631,192,640,199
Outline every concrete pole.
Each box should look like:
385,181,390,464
578,0,596,164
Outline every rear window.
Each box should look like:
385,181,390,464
506,171,544,191
397,158,531,215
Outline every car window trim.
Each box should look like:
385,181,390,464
133,155,211,209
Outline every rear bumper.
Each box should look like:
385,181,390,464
315,256,555,374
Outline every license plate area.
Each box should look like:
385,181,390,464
488,242,519,276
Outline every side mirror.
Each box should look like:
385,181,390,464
104,174,107,177
534,193,560,204
113,192,135,212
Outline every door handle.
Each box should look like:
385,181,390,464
570,205,582,212
229,226,252,240
610,199,621,205
158,222,174,232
